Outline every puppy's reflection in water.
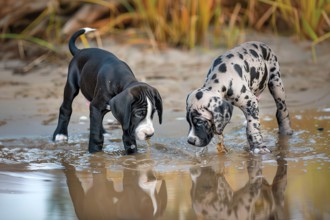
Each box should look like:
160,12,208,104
63,161,167,220
190,155,287,220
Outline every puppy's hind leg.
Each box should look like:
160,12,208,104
268,67,293,135
53,67,80,141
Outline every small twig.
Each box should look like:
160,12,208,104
15,53,49,74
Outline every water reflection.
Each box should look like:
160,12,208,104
190,154,287,220
63,159,167,220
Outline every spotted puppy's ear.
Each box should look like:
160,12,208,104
206,97,233,134
109,90,133,131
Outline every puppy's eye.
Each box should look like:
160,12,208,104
196,119,205,127
135,110,146,118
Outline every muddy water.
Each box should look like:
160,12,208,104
0,108,329,220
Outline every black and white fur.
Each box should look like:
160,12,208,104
53,28,162,154
186,41,293,153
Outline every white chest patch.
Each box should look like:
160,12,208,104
135,97,154,140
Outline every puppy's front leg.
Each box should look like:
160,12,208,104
122,131,138,155
240,95,271,154
89,104,105,153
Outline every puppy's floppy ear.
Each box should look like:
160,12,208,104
206,98,233,134
109,90,133,131
153,89,163,124
146,86,163,124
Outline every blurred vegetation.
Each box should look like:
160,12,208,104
0,0,329,55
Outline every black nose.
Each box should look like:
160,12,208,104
146,133,154,139
188,137,196,145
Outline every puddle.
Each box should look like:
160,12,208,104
0,108,329,220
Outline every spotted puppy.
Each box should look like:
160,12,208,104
53,28,162,154
186,41,293,153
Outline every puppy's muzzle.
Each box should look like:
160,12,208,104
135,127,155,140
188,136,198,145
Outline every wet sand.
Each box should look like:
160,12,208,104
0,33,330,219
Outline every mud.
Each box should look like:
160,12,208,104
0,33,330,219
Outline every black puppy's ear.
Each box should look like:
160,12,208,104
109,90,133,131
153,89,163,124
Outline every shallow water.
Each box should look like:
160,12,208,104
0,108,329,220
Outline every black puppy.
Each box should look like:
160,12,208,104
53,28,162,154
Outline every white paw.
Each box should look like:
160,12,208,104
55,134,68,141
252,146,271,154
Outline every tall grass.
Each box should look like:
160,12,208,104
258,0,329,39
124,0,224,49
1,0,329,53
256,0,330,61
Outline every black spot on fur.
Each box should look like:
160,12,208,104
260,45,268,60
266,49,271,60
222,86,227,92
250,67,259,86
252,43,258,49
219,63,227,73
226,53,234,59
214,79,219,83
270,67,276,72
238,53,243,59
249,49,259,58
241,85,246,93
214,106,222,112
259,64,268,90
211,74,217,80
234,64,242,78
227,87,233,97
213,57,222,69
208,86,212,90
196,91,203,100
253,123,258,129
207,69,211,77
244,60,250,72
245,95,249,99
278,102,284,110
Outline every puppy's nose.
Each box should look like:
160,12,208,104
145,133,154,139
188,137,196,145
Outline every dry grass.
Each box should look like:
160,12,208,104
1,0,329,54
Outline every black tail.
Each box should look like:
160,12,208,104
68,27,95,56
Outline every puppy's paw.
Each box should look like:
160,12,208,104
54,134,68,142
89,145,103,153
125,145,138,155
280,128,293,136
251,146,271,154
279,125,293,135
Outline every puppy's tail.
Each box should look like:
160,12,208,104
68,27,96,56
